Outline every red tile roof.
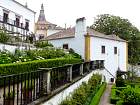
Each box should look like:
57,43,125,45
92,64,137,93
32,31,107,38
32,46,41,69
45,27,126,42
45,28,75,40
87,28,126,42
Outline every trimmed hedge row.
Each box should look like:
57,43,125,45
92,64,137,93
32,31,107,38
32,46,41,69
59,74,102,105
90,83,106,105
0,58,82,75
110,85,126,104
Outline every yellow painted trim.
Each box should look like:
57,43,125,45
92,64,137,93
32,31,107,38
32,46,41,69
126,42,128,71
85,33,91,61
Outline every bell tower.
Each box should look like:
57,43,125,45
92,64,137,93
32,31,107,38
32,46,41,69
35,4,48,39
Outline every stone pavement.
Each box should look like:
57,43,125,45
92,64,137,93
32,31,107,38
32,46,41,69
99,84,114,105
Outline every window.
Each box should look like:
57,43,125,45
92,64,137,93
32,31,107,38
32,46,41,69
101,46,105,54
15,16,20,27
114,47,117,54
3,12,8,23
25,20,29,30
63,44,68,49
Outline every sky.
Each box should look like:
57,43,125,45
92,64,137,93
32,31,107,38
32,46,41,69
16,0,140,29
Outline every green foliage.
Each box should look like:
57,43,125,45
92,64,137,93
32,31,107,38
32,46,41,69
90,83,106,105
59,74,102,105
0,31,9,43
5,91,15,99
0,50,14,64
23,80,35,90
116,76,126,87
69,48,81,59
0,58,81,75
25,48,66,60
34,41,53,48
110,85,122,104
116,100,124,105
0,47,79,64
110,84,140,105
119,86,140,105
91,14,140,64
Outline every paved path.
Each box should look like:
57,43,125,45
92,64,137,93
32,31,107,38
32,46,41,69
99,84,113,105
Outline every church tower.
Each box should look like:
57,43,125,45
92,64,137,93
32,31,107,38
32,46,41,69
35,4,48,39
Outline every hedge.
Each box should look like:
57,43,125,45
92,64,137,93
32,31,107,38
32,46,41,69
0,58,82,75
90,83,106,105
59,74,102,105
110,85,125,104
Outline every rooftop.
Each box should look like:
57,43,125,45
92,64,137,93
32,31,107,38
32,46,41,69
45,27,126,42
36,4,64,30
13,0,36,13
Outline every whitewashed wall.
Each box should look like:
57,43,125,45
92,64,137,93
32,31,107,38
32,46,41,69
90,37,127,82
49,18,86,59
42,70,96,105
0,43,27,53
0,0,35,32
48,18,127,83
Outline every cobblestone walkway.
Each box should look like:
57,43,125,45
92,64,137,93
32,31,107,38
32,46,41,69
99,84,113,105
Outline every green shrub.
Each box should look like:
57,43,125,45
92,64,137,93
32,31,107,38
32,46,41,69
0,31,9,43
116,76,126,87
0,50,14,64
71,82,90,105
0,47,76,64
90,83,106,105
59,74,102,105
0,58,81,75
69,48,81,59
34,41,53,48
116,100,124,105
110,96,120,104
120,86,140,105
110,85,121,104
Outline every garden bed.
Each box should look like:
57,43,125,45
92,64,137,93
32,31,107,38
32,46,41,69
90,83,106,105
59,74,103,105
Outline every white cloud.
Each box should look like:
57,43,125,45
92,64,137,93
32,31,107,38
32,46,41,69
16,0,140,29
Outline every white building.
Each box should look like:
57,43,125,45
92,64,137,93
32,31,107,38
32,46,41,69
46,17,128,82
0,0,36,37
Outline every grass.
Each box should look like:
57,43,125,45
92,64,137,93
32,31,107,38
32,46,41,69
90,82,106,105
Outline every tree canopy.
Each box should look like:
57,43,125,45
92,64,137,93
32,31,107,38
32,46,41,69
90,14,140,65
0,31,9,44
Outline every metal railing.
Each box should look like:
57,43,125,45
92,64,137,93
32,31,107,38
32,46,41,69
0,15,31,39
0,15,29,31
0,60,104,105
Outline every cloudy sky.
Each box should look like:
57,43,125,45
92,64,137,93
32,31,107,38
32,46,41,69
17,0,140,29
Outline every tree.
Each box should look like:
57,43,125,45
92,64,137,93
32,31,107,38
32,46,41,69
91,14,140,65
0,31,9,43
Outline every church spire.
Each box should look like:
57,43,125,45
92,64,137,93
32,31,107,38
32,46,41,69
37,3,47,23
41,3,44,10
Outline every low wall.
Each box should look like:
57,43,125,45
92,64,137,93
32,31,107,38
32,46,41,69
0,43,35,53
42,70,95,105
0,43,18,52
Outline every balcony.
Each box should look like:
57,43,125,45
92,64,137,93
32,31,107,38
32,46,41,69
0,15,29,36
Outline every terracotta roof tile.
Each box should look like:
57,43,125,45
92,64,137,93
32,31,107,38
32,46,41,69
45,28,75,40
87,28,126,42
45,27,126,42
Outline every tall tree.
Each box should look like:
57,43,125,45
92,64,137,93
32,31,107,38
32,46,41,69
91,14,140,65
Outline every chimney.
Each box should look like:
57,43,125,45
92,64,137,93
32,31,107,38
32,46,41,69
25,2,28,8
75,17,86,36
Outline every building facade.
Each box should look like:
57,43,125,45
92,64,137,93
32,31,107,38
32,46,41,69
46,17,128,82
0,0,36,38
35,4,64,40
